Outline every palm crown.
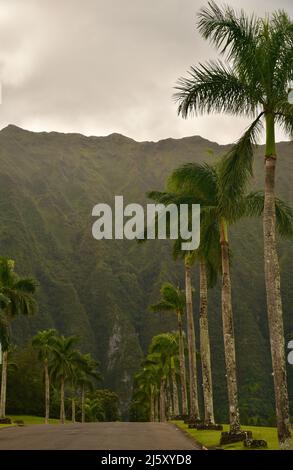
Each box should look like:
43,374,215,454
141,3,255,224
175,2,293,201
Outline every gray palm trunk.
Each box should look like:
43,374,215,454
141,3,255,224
167,380,172,419
44,361,50,424
171,369,179,417
71,398,76,423
150,387,155,422
263,123,292,449
0,350,8,418
199,261,215,425
176,310,188,416
81,385,85,423
184,257,200,422
60,376,65,424
154,393,159,422
159,378,166,422
220,222,241,433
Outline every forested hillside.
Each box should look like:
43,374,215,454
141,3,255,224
0,124,292,421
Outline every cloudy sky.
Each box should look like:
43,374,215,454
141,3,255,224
0,0,292,143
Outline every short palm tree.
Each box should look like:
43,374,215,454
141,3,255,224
175,2,293,448
150,283,188,417
0,258,37,419
32,329,58,423
49,335,81,424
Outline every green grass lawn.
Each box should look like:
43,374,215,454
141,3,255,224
172,421,293,450
0,415,69,428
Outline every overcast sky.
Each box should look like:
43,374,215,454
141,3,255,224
0,0,292,143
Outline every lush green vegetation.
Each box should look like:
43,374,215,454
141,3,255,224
0,124,292,424
1,338,119,424
173,421,293,451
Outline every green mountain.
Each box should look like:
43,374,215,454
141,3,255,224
0,124,292,421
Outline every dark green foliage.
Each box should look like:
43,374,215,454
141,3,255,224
5,344,44,416
87,389,120,422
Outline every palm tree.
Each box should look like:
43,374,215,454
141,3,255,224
0,258,37,419
162,161,293,435
150,282,188,417
74,353,100,423
49,335,81,424
175,2,293,447
32,329,58,424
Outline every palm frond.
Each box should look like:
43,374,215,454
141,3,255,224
275,100,293,138
174,60,259,118
218,112,264,220
197,1,260,68
169,162,218,205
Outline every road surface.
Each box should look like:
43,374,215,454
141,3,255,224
0,422,200,450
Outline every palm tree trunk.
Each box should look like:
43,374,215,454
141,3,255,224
263,114,292,449
81,385,85,423
184,256,200,422
44,362,50,424
0,350,8,419
171,369,179,417
176,310,188,416
167,378,173,418
154,392,159,421
220,219,240,434
72,398,76,423
159,378,166,422
199,261,215,425
60,376,65,424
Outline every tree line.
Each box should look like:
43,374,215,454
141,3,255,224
132,2,293,449
0,258,119,423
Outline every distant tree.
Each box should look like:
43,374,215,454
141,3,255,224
49,335,81,424
73,353,100,423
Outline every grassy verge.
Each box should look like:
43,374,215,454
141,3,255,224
0,415,70,428
172,421,292,450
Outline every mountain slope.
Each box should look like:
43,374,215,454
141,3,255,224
0,124,292,421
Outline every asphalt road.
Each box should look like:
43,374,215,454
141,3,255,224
0,422,200,450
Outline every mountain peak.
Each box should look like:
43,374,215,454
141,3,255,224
1,124,25,133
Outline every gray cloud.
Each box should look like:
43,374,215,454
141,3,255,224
0,0,292,143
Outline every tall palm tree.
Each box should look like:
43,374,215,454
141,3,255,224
184,252,200,423
175,2,293,447
0,258,37,419
134,363,160,422
49,335,81,424
150,282,188,417
32,329,58,424
158,162,293,435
